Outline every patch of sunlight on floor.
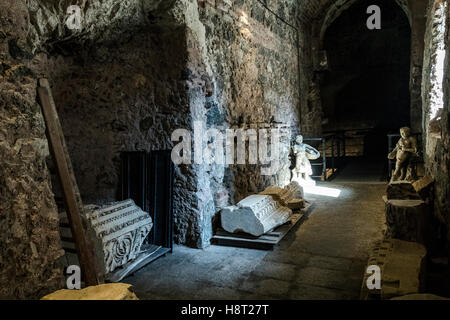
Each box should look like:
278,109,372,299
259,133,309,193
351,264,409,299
304,185,342,198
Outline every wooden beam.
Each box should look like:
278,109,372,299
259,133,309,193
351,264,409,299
37,78,99,286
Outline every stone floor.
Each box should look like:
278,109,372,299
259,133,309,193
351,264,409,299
124,180,387,300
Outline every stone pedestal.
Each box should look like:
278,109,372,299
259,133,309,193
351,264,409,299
60,199,153,277
412,176,434,200
383,196,429,245
386,181,421,200
221,195,292,237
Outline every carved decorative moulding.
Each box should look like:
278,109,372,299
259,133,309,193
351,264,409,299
60,199,153,277
221,195,292,237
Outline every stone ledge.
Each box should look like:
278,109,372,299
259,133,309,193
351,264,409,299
361,239,427,300
41,283,139,300
383,196,430,244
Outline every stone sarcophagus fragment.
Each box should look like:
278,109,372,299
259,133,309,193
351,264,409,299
60,199,153,276
259,181,305,210
221,195,292,237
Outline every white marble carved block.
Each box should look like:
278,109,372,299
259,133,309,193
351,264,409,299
60,199,153,276
221,195,292,237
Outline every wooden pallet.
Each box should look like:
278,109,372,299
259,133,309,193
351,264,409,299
211,203,315,250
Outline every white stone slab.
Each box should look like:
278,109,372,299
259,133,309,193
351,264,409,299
221,195,292,237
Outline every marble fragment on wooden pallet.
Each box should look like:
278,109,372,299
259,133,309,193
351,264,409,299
221,195,292,237
60,199,153,277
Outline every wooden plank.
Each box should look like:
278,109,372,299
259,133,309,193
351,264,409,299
37,78,99,286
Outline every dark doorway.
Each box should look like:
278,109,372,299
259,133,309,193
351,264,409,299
320,0,411,180
321,0,411,179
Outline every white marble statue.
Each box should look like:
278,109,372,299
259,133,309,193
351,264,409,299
291,135,321,186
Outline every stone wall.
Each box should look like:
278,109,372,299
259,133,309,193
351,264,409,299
0,1,65,299
422,0,450,254
442,0,450,253
197,0,301,203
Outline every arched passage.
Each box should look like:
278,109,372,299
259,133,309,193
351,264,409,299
320,0,412,167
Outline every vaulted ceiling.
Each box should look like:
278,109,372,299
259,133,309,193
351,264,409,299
296,0,411,30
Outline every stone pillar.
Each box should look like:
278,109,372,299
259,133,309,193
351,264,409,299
383,196,430,245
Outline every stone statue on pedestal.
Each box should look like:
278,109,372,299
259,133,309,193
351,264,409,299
291,135,321,186
388,127,418,182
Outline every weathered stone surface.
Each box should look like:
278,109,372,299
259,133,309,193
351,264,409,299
0,1,65,299
260,182,305,210
361,239,426,300
41,283,138,300
383,196,430,244
382,240,427,299
386,181,421,200
60,200,153,276
422,0,450,251
284,182,305,201
412,176,434,200
221,195,292,237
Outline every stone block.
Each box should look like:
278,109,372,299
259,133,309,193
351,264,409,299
361,239,427,300
381,240,427,299
383,196,430,244
386,181,421,200
60,199,153,277
41,283,139,300
259,181,305,211
221,195,292,237
412,176,434,200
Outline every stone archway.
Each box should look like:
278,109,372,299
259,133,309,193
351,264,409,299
317,0,411,48
306,0,426,137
